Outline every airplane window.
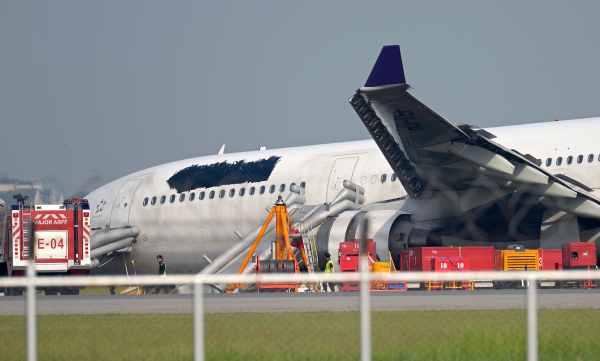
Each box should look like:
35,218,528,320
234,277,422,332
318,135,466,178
151,196,157,205
189,192,195,201
545,158,552,167
588,154,594,163
260,185,266,194
143,197,148,207
199,191,205,200
160,195,166,204
239,188,245,197
209,190,215,199
229,189,235,198
219,189,225,199
249,186,255,196
179,193,185,202
391,174,397,182
170,194,176,203
280,184,286,193
577,155,583,164
381,174,387,183
269,185,276,194
300,181,306,189
567,155,573,165
290,182,296,190
556,157,563,166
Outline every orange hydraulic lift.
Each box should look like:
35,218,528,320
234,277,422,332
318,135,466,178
228,196,309,292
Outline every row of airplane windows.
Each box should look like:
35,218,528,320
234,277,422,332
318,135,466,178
545,153,600,167
142,181,307,207
381,173,398,183
142,171,401,208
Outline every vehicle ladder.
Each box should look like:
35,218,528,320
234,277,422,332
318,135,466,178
19,204,33,260
300,229,319,273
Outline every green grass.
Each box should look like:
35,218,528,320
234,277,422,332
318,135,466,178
1,310,599,361
78,287,112,296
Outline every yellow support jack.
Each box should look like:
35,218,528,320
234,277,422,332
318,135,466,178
228,196,300,292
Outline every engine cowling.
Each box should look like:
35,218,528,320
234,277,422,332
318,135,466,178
314,209,411,270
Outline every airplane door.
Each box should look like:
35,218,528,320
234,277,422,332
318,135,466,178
326,157,359,202
109,178,143,228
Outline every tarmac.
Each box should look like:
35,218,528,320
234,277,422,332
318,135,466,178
1,289,600,315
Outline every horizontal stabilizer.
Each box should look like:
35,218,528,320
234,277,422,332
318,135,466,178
365,45,406,87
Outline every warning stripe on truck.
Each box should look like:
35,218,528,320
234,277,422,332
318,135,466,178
82,211,90,261
33,213,67,221
12,212,20,259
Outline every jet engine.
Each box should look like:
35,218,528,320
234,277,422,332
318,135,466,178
313,206,409,270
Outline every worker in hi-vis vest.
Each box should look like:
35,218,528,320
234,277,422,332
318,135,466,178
324,252,335,292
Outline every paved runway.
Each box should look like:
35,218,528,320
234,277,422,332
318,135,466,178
1,289,600,315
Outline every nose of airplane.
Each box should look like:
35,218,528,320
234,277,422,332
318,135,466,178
86,183,117,230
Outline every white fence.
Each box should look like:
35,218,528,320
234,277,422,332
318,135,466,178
2,262,600,361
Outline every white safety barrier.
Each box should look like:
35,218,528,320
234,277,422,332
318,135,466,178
2,263,600,361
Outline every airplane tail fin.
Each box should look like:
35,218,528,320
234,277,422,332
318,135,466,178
364,45,406,87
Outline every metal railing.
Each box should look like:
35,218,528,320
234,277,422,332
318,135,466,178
2,264,600,361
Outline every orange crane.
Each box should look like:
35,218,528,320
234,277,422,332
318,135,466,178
229,196,309,292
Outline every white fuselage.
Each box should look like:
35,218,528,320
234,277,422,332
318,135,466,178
87,117,600,273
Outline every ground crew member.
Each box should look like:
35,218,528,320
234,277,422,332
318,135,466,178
157,255,167,276
155,255,169,294
324,252,335,292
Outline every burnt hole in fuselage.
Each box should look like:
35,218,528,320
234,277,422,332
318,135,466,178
167,156,280,192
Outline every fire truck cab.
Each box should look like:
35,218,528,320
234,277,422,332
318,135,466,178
1,198,92,295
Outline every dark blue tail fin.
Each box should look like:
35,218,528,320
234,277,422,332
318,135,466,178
364,45,406,87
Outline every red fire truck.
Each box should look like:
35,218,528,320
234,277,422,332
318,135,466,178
1,198,92,295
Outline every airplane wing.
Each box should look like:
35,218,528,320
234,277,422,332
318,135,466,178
350,45,600,219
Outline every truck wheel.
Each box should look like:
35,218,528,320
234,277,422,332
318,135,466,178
59,287,79,295
0,263,8,277
8,288,24,296
45,288,58,296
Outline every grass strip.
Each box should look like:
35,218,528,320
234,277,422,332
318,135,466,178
0,309,598,361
